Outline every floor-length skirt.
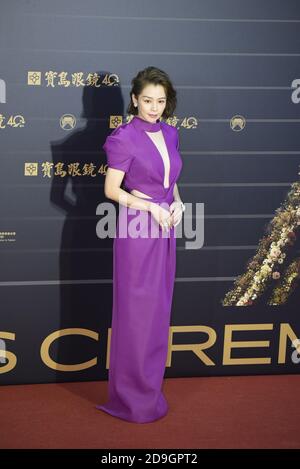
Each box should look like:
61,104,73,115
96,193,176,423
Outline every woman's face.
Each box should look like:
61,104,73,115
133,83,167,123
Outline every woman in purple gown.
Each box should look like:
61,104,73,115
96,66,185,423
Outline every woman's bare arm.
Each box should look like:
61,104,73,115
173,183,183,203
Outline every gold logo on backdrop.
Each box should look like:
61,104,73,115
165,115,181,128
27,71,120,87
0,115,25,128
109,115,123,128
23,162,107,178
40,328,99,372
126,114,195,130
24,162,38,176
27,71,42,85
230,114,246,131
172,116,197,129
60,114,76,130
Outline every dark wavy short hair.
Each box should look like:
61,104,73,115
126,66,177,119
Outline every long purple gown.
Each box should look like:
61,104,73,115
96,115,183,423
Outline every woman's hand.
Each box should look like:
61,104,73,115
169,200,184,227
149,203,173,232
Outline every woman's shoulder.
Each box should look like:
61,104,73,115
161,120,178,135
107,120,131,139
103,121,134,172
103,120,132,150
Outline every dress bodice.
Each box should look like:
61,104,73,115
103,115,183,203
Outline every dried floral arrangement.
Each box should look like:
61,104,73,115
222,181,300,306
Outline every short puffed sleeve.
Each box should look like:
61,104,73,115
103,125,133,173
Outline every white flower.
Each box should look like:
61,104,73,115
270,247,281,260
261,264,272,276
236,299,246,306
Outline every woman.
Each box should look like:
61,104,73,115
96,66,185,423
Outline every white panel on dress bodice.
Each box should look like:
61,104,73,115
145,130,170,188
